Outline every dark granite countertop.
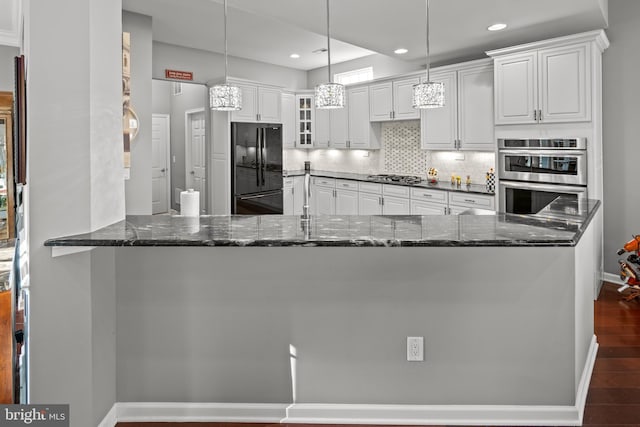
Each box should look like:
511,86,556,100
44,198,600,248
283,170,495,195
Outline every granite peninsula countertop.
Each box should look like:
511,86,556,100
283,170,495,195
45,198,600,248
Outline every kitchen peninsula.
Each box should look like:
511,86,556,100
45,199,602,426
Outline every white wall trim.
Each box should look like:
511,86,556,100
98,339,598,427
603,271,625,286
96,404,118,427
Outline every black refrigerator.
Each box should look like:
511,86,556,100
231,122,283,214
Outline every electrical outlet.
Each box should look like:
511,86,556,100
407,336,424,361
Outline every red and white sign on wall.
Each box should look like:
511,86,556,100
165,69,194,81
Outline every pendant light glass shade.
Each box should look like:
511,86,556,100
315,0,345,109
209,84,242,111
315,82,345,109
413,0,444,109
412,81,444,109
211,0,242,111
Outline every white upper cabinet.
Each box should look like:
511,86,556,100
369,77,420,121
421,60,494,151
258,86,282,123
539,44,590,123
490,38,593,125
314,108,331,148
348,86,381,149
231,83,281,123
296,94,314,148
281,92,296,149
457,64,495,150
330,105,349,149
369,82,393,121
230,84,258,122
393,77,421,120
421,71,457,150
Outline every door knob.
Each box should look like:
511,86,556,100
161,168,166,173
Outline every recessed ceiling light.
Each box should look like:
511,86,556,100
487,23,507,32
394,48,408,55
290,53,300,59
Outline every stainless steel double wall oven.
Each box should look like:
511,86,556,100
498,138,588,215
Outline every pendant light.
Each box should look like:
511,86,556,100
413,0,444,109
210,0,242,111
315,0,345,109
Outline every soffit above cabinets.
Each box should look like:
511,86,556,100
0,0,21,47
122,0,608,71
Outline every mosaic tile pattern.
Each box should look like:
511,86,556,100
381,121,427,175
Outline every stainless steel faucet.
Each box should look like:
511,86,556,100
302,161,311,221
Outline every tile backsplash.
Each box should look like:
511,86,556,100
284,120,495,184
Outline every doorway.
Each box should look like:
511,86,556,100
151,114,170,214
185,108,206,215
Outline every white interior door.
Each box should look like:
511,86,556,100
152,114,170,214
186,109,206,214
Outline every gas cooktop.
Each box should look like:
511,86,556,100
366,174,423,185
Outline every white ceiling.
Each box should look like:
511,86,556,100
121,0,608,71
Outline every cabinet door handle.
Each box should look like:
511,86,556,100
444,206,447,215
538,110,542,122
423,194,432,198
533,110,537,121
464,199,476,203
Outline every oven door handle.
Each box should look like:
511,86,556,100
499,180,587,194
498,149,586,156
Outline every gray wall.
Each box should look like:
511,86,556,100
152,79,170,114
25,0,124,426
154,41,308,90
0,45,18,91
116,246,577,406
123,11,153,215
603,0,640,273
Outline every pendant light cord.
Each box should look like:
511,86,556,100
425,0,430,82
224,0,229,84
326,0,332,83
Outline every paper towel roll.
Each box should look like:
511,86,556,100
180,189,200,217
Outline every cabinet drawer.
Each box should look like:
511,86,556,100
358,181,382,194
449,192,495,209
283,177,294,187
383,184,410,198
411,187,448,204
411,200,448,215
313,177,336,188
335,179,359,190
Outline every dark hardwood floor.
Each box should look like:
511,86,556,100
118,282,640,427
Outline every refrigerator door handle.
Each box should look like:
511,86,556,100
261,128,266,186
255,128,260,187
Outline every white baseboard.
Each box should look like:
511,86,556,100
603,271,625,286
96,404,118,427
98,338,599,427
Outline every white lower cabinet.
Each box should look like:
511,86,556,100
307,177,495,216
335,189,358,215
358,192,382,215
410,187,448,215
411,200,448,215
448,192,495,215
284,176,305,215
313,185,335,215
383,196,410,214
